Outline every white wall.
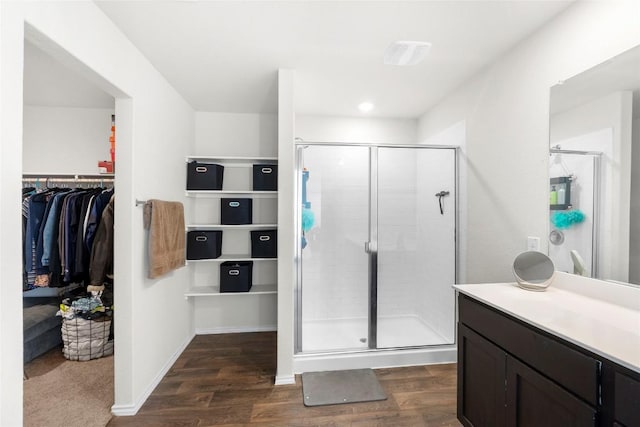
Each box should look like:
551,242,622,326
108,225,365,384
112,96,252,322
1,1,195,424
631,116,640,283
550,92,633,282
296,115,417,144
194,112,277,157
23,106,114,174
276,69,296,385
192,111,278,333
418,0,640,283
0,3,24,423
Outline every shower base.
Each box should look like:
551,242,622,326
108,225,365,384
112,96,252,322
301,315,451,353
294,314,456,374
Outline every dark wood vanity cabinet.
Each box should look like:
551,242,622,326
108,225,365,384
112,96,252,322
458,323,507,427
457,294,640,427
602,365,640,427
505,354,596,426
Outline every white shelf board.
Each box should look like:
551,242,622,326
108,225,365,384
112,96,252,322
185,284,278,297
186,255,277,263
186,224,278,230
186,190,277,198
186,156,277,166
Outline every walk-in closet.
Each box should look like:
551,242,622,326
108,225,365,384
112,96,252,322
22,39,116,426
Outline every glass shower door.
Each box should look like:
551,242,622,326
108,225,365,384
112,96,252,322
376,147,456,348
299,145,371,352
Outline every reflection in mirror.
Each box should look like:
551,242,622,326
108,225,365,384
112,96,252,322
549,45,640,286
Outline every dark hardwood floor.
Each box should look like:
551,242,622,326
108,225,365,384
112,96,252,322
108,332,460,427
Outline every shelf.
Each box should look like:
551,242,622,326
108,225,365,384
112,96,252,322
186,190,277,198
185,284,278,297
186,224,277,230
186,156,277,167
186,254,277,263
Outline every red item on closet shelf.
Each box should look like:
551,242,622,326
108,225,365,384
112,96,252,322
98,161,114,174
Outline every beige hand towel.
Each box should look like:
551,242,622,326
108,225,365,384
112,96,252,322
143,199,186,279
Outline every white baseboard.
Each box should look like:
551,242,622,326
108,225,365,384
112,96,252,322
110,403,137,417
195,325,277,335
274,375,296,385
111,332,196,416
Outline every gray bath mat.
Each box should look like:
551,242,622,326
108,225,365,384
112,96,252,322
301,368,387,406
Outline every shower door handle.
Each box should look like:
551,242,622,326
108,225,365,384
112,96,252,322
364,241,377,254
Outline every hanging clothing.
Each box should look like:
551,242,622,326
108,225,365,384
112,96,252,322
89,195,114,287
84,189,114,264
22,185,114,290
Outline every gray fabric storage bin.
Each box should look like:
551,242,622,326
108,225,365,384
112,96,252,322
187,161,224,190
250,230,277,258
221,198,252,225
220,261,253,292
252,164,277,191
187,230,222,260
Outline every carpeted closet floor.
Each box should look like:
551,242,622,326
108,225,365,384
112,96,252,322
24,346,114,427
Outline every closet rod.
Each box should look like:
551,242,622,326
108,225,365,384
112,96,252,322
22,174,114,184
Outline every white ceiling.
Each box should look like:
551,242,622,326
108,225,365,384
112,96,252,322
23,40,114,108
23,1,575,117
91,0,574,118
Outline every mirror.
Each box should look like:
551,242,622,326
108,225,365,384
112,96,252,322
549,45,640,286
513,251,555,292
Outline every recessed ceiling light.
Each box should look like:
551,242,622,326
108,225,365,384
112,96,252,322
384,41,432,66
358,102,374,113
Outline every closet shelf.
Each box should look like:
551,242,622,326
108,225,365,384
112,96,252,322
186,255,277,263
185,284,277,297
186,224,278,230
185,190,277,198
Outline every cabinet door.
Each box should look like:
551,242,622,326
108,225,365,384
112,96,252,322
506,355,596,427
458,323,506,427
613,370,640,427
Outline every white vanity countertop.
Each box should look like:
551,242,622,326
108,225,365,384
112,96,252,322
453,272,640,373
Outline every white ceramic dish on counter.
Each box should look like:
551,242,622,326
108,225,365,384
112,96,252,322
512,251,555,291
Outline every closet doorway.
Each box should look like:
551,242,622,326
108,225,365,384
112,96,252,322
21,37,117,425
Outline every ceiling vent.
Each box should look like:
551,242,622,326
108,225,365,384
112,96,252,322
384,41,432,66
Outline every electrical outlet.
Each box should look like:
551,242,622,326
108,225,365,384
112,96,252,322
527,236,540,252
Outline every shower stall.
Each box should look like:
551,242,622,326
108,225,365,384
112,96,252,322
295,143,457,362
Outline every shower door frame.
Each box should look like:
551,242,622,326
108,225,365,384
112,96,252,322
294,142,459,354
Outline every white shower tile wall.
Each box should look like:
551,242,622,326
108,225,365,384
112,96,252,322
414,149,456,343
377,149,420,321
